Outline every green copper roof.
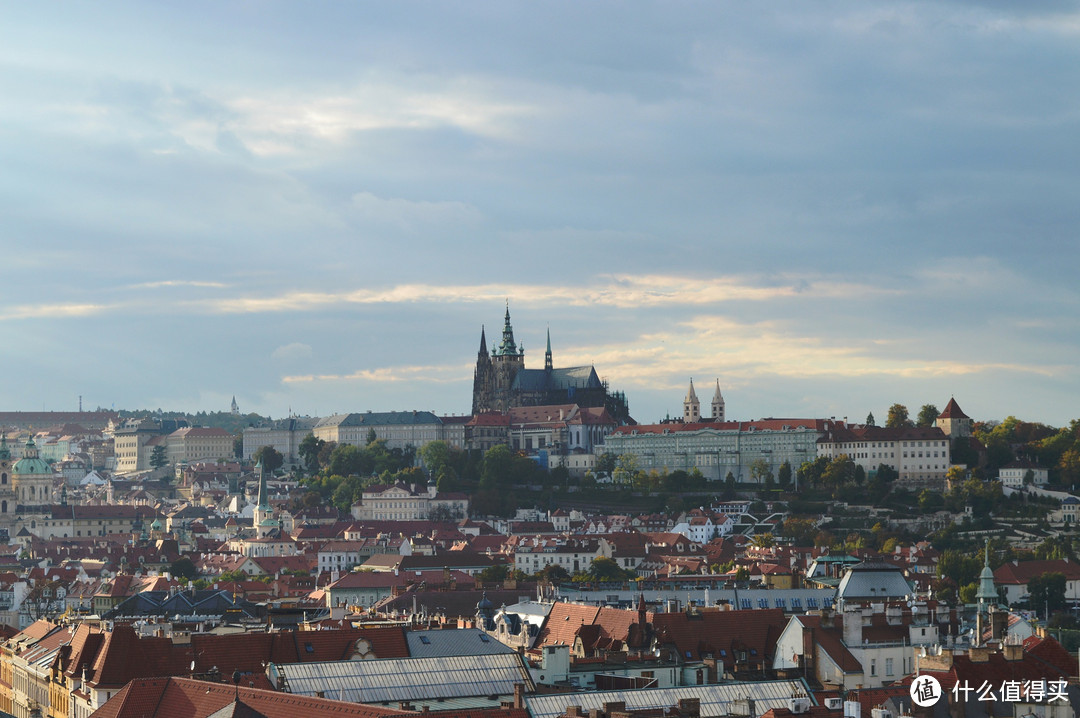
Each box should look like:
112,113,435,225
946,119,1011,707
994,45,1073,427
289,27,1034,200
494,304,520,357
13,456,51,475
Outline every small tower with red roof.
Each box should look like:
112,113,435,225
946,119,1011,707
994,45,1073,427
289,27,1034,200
936,397,972,438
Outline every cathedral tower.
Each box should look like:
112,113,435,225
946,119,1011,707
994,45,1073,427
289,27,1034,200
711,380,725,421
490,304,525,413
683,379,700,423
472,325,495,414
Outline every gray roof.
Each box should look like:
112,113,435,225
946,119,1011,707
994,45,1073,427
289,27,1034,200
526,680,814,718
511,366,602,392
837,562,913,602
315,411,442,428
405,628,515,658
267,653,534,704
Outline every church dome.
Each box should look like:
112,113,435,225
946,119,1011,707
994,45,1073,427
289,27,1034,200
13,438,51,476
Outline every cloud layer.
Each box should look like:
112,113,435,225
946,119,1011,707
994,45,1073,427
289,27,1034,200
0,2,1077,425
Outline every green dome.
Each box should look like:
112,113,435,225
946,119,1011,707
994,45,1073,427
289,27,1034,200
13,456,51,475
150,518,163,530
14,437,51,475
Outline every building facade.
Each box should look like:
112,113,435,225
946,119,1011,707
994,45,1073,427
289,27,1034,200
242,417,318,465
816,424,952,488
602,419,834,482
314,411,442,453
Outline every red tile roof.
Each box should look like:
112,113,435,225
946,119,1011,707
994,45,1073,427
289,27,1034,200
90,676,402,718
536,603,601,646
653,609,786,669
938,398,968,419
994,559,1080,584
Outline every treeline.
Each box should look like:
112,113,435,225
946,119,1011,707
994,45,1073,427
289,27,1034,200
974,417,1080,485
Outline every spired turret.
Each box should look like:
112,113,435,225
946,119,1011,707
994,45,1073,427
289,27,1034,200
683,379,700,423
711,379,725,421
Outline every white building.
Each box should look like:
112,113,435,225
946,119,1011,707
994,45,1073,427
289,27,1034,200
999,460,1049,488
602,418,832,482
350,482,468,521
242,416,318,465
816,424,951,488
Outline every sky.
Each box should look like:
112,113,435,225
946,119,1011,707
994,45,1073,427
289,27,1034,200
1,2,1078,427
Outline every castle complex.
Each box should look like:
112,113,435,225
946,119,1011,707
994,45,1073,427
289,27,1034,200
471,306,631,423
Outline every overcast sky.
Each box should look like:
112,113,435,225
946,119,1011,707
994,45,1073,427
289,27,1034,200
2,2,1078,427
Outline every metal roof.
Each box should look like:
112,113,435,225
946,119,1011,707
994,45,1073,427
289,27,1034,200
836,562,913,601
268,653,534,704
525,679,813,718
405,628,515,658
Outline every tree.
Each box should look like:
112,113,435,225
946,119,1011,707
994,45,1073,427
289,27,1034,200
299,433,325,472
481,444,514,490
150,445,169,470
613,454,640,485
587,557,632,582
327,444,365,477
232,436,244,460
537,564,570,583
722,471,737,499
777,462,792,490
1059,449,1080,485
595,453,617,479
1027,572,1067,619
865,412,876,427
886,404,912,429
750,533,776,549
749,459,773,485
170,557,198,581
421,441,452,475
782,517,817,545
916,404,941,428
253,446,284,474
821,455,856,492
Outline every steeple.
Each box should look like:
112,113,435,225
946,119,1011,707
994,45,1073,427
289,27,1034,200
0,434,8,461
976,539,997,605
544,328,553,371
711,379,725,422
495,302,519,357
478,325,488,356
256,459,269,511
683,379,700,423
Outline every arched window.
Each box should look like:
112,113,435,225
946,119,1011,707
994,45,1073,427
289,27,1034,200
1,472,6,484
1,500,6,513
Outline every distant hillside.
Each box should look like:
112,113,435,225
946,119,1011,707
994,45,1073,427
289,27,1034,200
112,409,271,434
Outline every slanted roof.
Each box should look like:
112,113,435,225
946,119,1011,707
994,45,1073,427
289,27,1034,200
89,677,401,718
267,653,534,705
652,609,785,667
405,627,514,658
938,398,969,419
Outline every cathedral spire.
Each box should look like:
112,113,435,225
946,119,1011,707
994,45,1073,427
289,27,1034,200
711,379,725,421
478,325,488,355
684,379,700,423
496,301,518,356
545,327,553,371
